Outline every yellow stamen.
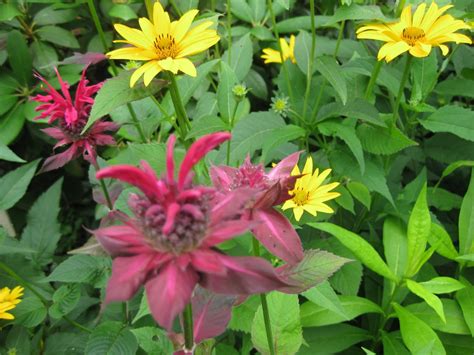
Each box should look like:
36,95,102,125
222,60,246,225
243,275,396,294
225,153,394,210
153,34,178,59
402,27,425,46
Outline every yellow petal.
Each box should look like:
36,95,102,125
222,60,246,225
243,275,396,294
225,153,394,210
261,48,282,64
153,1,170,35
158,57,179,74
281,199,296,210
293,207,304,221
438,44,449,55
107,47,156,61
175,58,197,77
178,21,214,46
400,5,412,27
143,62,162,86
139,17,157,40
409,42,432,58
314,202,335,214
383,41,410,62
302,156,313,176
412,3,427,28
172,9,199,43
177,31,220,58
114,24,152,49
308,168,332,190
0,312,14,320
130,61,156,87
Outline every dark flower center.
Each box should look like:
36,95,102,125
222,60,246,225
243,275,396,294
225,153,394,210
230,163,269,190
131,194,210,254
59,118,87,140
402,27,425,46
154,34,179,60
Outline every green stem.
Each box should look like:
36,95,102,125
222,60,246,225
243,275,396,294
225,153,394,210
92,159,113,209
252,238,275,355
168,0,181,16
144,0,153,17
63,315,92,333
168,73,191,141
87,0,147,143
183,303,194,351
364,60,383,100
226,101,240,165
301,0,316,123
396,0,407,17
226,0,232,64
266,0,294,108
392,55,412,128
333,20,345,59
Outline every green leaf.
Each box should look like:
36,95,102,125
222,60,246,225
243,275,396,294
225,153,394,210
406,279,445,323
0,4,21,21
459,169,474,255
229,0,253,23
49,284,81,319
85,70,167,131
5,326,31,355
44,332,88,354
456,254,474,262
315,56,347,104
300,295,383,327
437,333,474,355
299,324,371,354
319,120,365,174
0,160,39,210
217,61,239,122
393,303,446,355
419,277,465,294
428,187,463,211
0,142,25,162
251,292,302,355
31,41,58,76
335,185,355,214
438,160,474,183
261,124,306,161
410,53,438,103
13,296,47,327
187,115,228,140
37,26,80,48
222,34,253,81
324,4,387,26
383,217,408,278
20,179,63,266
436,78,474,99
317,98,385,127
357,124,417,155
7,30,32,84
456,285,474,336
131,327,173,354
0,103,26,145
228,111,285,163
250,0,266,22
46,255,111,287
302,281,349,320
295,31,316,75
0,230,35,254
132,293,150,324
229,296,259,333
428,223,458,260
0,74,19,116
382,331,410,355
347,181,371,209
420,106,474,142
309,222,397,281
279,249,350,293
108,4,138,21
34,6,77,25
85,321,138,355
407,299,470,335
244,69,268,100
406,184,431,277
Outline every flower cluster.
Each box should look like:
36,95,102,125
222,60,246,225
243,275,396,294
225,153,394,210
31,67,118,172
261,35,297,64
0,286,24,320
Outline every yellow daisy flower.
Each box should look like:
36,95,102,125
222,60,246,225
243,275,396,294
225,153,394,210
107,2,220,87
0,286,24,320
261,35,297,64
282,156,340,222
356,3,472,62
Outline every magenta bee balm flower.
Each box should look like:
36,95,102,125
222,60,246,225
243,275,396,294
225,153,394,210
31,67,118,172
211,153,304,264
93,133,288,330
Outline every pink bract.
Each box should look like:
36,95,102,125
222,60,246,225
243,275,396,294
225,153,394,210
211,153,304,264
31,67,117,172
93,133,288,330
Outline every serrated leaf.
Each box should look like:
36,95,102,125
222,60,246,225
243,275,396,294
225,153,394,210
315,56,347,104
310,222,397,281
49,284,81,319
261,124,306,161
46,255,111,287
406,279,445,323
229,295,259,333
406,184,431,277
251,292,302,355
317,98,385,127
410,53,438,102
13,296,47,327
420,106,474,142
187,115,227,140
85,321,138,355
393,303,446,355
435,78,474,99
300,295,383,327
131,327,173,354
459,169,474,256
357,124,417,155
21,178,63,266
302,281,349,320
0,160,39,210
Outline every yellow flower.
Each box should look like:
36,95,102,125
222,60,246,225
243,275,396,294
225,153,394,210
0,286,24,320
107,2,220,87
282,157,340,221
356,3,471,62
261,35,296,64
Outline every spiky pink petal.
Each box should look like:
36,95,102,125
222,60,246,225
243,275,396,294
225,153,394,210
93,225,148,257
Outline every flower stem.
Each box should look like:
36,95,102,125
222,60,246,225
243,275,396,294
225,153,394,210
364,60,383,100
87,0,147,143
144,0,153,17
167,73,191,142
266,0,294,108
301,0,316,123
252,238,275,355
392,55,412,128
183,303,194,351
91,161,113,209
226,101,240,165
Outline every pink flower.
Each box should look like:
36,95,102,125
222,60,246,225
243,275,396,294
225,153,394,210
31,67,118,172
93,133,288,330
211,153,303,264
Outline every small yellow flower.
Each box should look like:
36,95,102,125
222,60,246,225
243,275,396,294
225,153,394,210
282,157,340,221
261,35,296,64
0,286,24,320
356,2,471,62
107,2,220,87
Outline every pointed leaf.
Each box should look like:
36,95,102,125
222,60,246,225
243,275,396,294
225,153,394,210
85,321,138,355
456,285,474,336
315,56,347,104
0,160,39,210
419,277,465,294
459,169,474,256
383,217,408,278
406,279,446,323
428,223,458,260
302,281,348,319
